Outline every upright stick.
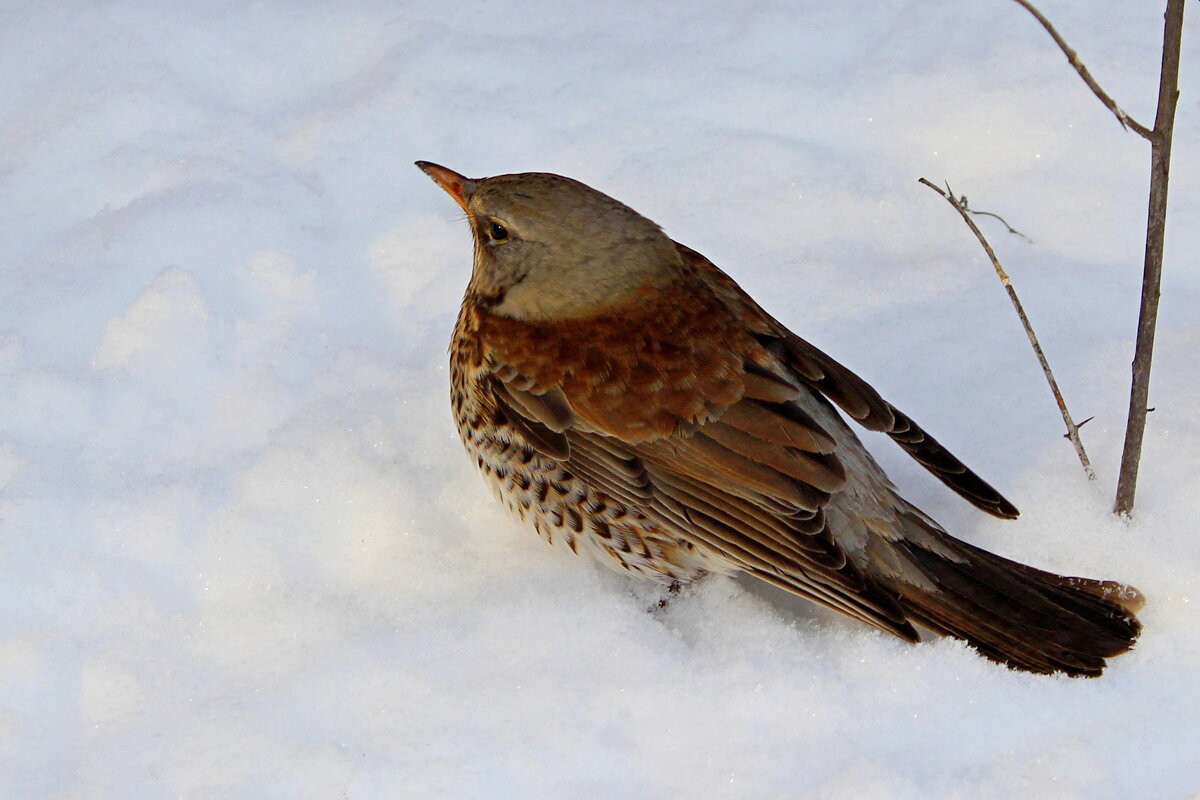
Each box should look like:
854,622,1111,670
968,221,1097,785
1114,0,1185,516
919,179,1096,481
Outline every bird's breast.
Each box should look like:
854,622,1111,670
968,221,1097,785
462,281,763,442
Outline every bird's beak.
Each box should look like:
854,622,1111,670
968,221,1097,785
415,161,476,213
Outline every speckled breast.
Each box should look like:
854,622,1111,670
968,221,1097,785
449,314,711,584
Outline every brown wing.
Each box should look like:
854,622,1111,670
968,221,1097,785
676,243,1020,520
476,282,919,641
775,333,1020,519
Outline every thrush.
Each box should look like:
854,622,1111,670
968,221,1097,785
417,160,1143,677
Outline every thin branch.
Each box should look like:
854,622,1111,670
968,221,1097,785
954,190,1032,241
1009,0,1155,140
920,177,1096,480
968,209,1031,241
1113,0,1185,516
1063,416,1094,439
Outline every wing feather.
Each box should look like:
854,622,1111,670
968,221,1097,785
675,241,1020,520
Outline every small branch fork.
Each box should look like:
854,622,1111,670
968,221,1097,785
1009,0,1155,141
919,178,1096,481
956,194,1031,242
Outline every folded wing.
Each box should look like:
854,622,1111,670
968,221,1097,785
676,242,1019,520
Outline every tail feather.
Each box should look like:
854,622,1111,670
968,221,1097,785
887,522,1142,677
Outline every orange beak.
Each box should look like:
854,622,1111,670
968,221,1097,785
415,161,476,213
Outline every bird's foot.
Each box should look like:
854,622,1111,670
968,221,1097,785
646,580,686,613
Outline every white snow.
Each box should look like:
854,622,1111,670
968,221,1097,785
2,1,1198,797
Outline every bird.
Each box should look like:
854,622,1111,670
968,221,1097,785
416,160,1143,677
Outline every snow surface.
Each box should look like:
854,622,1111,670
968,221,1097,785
2,1,1199,797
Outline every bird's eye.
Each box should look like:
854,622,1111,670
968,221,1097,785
488,221,509,242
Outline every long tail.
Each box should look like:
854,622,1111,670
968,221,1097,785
886,512,1144,677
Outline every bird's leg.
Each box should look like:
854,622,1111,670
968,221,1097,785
643,578,691,618
657,580,683,609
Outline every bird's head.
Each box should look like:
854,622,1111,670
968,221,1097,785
416,161,681,320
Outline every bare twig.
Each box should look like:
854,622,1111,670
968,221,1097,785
968,209,1031,241
1009,0,1154,140
920,177,1096,480
1114,0,1185,516
1063,416,1095,439
955,193,1031,242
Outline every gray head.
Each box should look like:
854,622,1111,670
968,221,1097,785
416,162,682,320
